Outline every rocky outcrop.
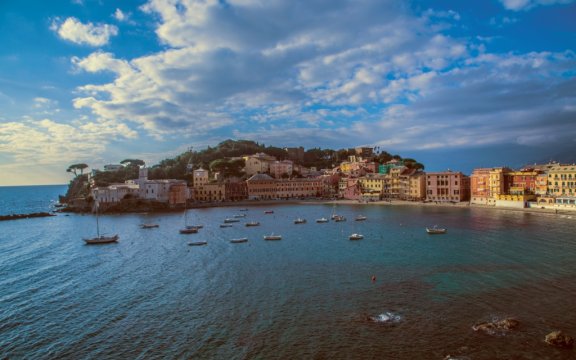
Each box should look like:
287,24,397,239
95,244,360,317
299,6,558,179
472,318,520,335
0,212,56,221
545,330,574,349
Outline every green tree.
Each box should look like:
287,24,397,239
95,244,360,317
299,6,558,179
66,163,88,177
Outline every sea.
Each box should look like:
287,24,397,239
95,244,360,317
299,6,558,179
1,185,576,359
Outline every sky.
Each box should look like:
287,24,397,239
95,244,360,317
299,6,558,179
0,0,575,186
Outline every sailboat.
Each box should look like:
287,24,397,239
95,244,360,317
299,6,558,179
179,208,198,234
83,202,118,244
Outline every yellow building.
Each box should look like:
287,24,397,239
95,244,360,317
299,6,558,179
405,171,426,201
358,175,386,194
547,164,576,197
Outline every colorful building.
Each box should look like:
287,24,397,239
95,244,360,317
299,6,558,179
425,171,470,202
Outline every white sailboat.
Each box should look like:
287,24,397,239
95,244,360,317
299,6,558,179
84,202,118,244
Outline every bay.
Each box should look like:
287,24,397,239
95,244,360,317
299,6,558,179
1,187,576,359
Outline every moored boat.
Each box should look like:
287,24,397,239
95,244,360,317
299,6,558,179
140,223,159,229
245,221,260,227
224,218,240,223
220,224,233,228
316,217,329,223
230,238,248,243
349,233,364,240
84,234,119,245
180,227,198,234
426,226,447,234
355,215,367,221
294,218,307,224
334,215,346,222
264,210,274,214
264,234,282,240
188,241,207,246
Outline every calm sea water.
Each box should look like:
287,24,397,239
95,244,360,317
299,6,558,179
1,187,576,359
0,185,68,215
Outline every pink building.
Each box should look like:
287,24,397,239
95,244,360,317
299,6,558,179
425,171,470,202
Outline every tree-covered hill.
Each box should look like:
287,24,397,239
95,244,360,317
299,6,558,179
90,139,424,186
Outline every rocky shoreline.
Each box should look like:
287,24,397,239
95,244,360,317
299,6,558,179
0,212,57,221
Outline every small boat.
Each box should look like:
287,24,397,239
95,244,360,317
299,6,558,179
294,218,307,224
224,218,240,223
349,233,364,240
179,227,198,234
230,238,248,243
187,224,203,229
188,241,207,246
220,224,233,228
84,234,119,245
264,234,282,240
334,215,346,222
426,226,447,234
355,215,367,221
84,202,118,245
264,210,274,214
245,221,260,227
233,214,247,218
316,217,329,223
140,223,159,229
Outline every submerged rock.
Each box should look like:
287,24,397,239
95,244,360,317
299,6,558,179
545,330,574,349
367,311,402,324
472,318,520,335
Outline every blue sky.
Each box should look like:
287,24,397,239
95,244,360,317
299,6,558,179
0,0,575,185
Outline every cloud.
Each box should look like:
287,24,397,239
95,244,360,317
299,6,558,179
499,0,575,11
0,117,137,165
113,9,130,22
66,0,576,159
51,17,118,46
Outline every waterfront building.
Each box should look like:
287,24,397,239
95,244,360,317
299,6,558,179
489,167,509,201
358,174,386,201
404,170,426,201
246,174,277,200
470,168,491,205
136,168,188,206
426,171,470,202
225,181,248,201
339,177,360,200
195,183,226,202
92,184,140,205
193,168,209,187
276,178,323,199
387,166,407,199
505,170,539,195
547,164,576,198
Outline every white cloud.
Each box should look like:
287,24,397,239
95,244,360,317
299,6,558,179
0,118,137,165
65,0,575,155
499,0,575,11
51,17,118,46
114,9,129,22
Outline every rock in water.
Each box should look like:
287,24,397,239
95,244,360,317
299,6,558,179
545,331,574,349
472,318,520,335
497,318,519,330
